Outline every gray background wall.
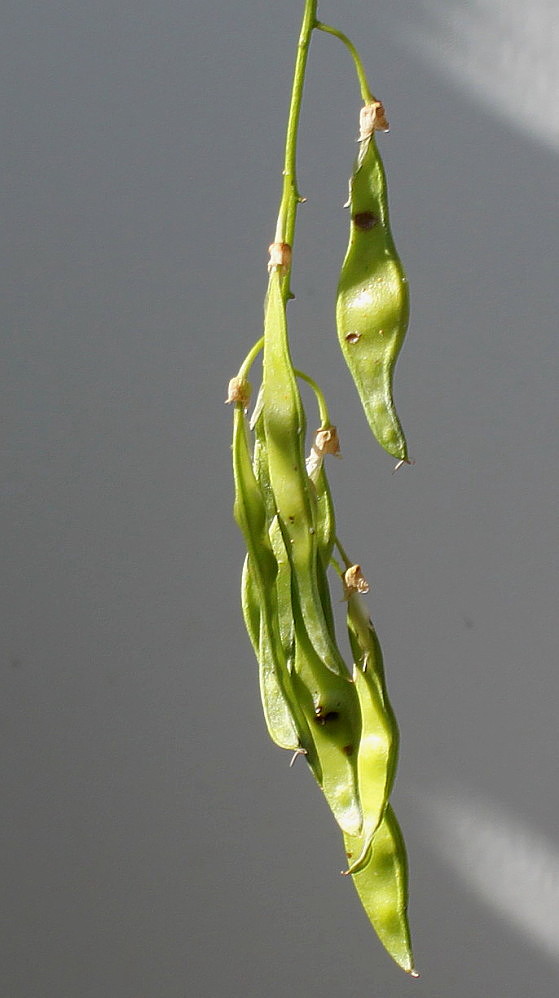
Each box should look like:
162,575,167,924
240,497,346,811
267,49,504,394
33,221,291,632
2,1,558,995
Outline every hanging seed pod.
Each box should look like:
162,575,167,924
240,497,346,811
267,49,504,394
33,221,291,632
336,102,410,462
344,805,416,976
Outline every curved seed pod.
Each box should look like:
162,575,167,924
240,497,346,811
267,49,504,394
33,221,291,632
233,403,300,751
336,106,409,462
343,805,416,975
250,407,298,667
262,270,349,678
309,458,337,645
240,554,260,654
291,687,362,835
345,605,398,873
314,464,336,568
292,627,362,836
346,590,395,720
270,510,362,835
268,515,296,668
240,554,303,750
304,414,340,638
343,591,399,873
251,398,276,524
305,424,338,572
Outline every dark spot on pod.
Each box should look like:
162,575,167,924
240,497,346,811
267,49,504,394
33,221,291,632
345,332,361,344
353,211,378,230
314,705,340,726
342,744,354,757
288,515,295,523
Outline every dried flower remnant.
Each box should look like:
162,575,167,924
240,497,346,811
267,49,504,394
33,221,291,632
344,564,370,596
225,376,251,408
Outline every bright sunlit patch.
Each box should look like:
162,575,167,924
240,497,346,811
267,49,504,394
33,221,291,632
415,785,559,961
399,0,559,151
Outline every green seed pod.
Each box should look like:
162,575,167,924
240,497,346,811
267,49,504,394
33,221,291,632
343,593,399,874
344,805,416,975
262,270,349,678
270,513,362,835
233,403,300,751
314,464,336,568
240,554,303,751
268,515,296,668
346,589,396,726
305,424,339,573
251,397,276,524
240,554,260,655
336,104,409,462
306,426,339,644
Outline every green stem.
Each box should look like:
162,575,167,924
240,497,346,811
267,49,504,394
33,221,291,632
238,336,264,380
335,535,353,570
295,369,330,427
315,21,374,103
272,5,375,297
273,0,318,298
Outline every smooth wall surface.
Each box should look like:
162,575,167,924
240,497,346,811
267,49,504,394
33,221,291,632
2,1,558,995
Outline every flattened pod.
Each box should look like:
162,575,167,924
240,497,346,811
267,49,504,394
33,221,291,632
345,659,397,874
268,515,295,667
271,514,362,836
233,405,300,751
346,591,396,723
344,593,399,873
240,555,260,655
344,805,416,975
241,554,303,751
336,110,409,462
310,464,337,644
262,270,348,678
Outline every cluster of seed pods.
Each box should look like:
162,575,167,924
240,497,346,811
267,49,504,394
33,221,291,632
228,101,416,974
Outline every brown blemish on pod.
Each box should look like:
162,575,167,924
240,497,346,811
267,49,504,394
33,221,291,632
313,705,340,726
353,211,378,230
345,332,361,344
342,744,354,757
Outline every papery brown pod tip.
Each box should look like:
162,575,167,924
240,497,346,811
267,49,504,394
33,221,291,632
359,101,389,140
267,241,292,272
343,564,370,596
225,376,251,407
315,425,341,457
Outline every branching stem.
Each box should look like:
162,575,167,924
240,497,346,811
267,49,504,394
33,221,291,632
273,4,375,301
238,337,264,380
315,21,374,103
294,368,330,428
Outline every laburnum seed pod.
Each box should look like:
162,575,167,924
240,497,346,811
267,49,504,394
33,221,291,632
344,805,416,976
232,400,300,751
336,102,409,462
262,270,350,678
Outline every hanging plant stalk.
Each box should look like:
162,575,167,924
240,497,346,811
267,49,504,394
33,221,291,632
227,0,416,976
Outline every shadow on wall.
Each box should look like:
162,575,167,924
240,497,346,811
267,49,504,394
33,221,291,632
394,0,559,152
412,784,559,963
